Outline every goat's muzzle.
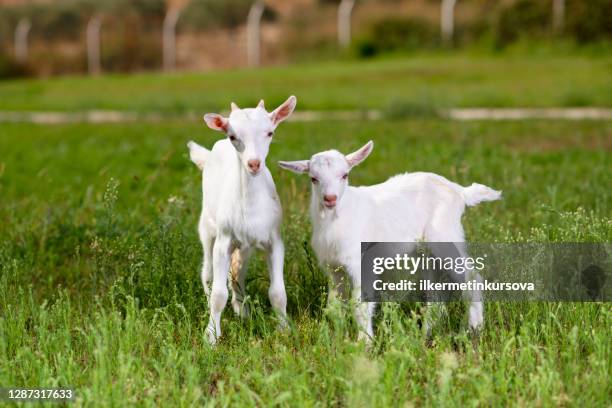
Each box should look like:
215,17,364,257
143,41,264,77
247,159,261,175
323,194,337,208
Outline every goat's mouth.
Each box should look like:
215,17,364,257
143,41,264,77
246,167,262,176
323,201,337,209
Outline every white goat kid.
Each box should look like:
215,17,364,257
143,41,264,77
188,96,297,345
278,141,501,340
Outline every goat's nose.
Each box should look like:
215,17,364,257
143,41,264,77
323,194,337,203
247,159,261,172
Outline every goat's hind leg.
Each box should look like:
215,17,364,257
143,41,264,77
434,240,484,331
423,217,469,336
230,246,252,318
428,240,484,333
459,242,484,332
421,266,447,339
328,267,349,303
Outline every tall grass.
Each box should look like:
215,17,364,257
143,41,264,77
0,119,610,405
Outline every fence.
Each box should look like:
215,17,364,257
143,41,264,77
7,0,567,75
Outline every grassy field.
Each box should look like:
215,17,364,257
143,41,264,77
0,54,611,113
0,54,611,406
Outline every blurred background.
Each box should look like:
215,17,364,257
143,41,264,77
0,0,610,78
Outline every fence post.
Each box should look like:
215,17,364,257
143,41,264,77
87,15,102,75
441,0,457,45
247,0,265,67
163,9,181,71
338,0,355,48
552,0,565,32
15,18,31,64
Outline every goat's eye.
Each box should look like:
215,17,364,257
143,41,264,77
342,173,348,180
267,131,273,137
229,135,236,142
311,177,318,184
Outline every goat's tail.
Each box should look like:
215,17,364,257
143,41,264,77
461,183,502,206
187,141,210,170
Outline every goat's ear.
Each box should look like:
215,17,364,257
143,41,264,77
278,160,309,174
203,113,229,132
270,95,297,126
346,140,374,168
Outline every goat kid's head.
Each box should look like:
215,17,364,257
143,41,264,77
203,96,297,176
278,141,373,209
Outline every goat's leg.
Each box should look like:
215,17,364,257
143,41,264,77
424,223,467,336
230,246,252,318
347,264,376,342
427,240,484,332
198,221,214,296
432,241,484,331
206,234,231,345
328,267,349,303
267,230,287,327
422,267,446,339
454,242,484,331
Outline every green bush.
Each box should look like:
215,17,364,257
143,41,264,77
0,0,165,41
3,1,90,41
0,52,30,79
565,0,612,43
180,0,276,31
101,18,162,72
0,0,166,75
494,0,551,48
354,17,438,58
494,0,612,48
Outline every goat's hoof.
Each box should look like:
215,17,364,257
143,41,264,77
468,303,484,332
205,328,219,346
423,322,433,339
357,332,373,344
276,315,289,331
231,299,250,318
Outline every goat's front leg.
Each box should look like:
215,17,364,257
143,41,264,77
206,234,231,345
347,263,375,342
267,230,287,327
198,217,213,295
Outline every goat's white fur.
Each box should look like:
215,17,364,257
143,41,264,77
279,141,501,340
188,96,297,345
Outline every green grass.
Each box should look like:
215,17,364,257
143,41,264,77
0,53,611,112
0,118,610,406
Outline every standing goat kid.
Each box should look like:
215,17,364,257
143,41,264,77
278,141,501,340
188,96,297,345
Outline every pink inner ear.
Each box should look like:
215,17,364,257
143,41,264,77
277,105,291,118
347,144,372,166
272,103,294,124
349,152,365,164
214,116,227,131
